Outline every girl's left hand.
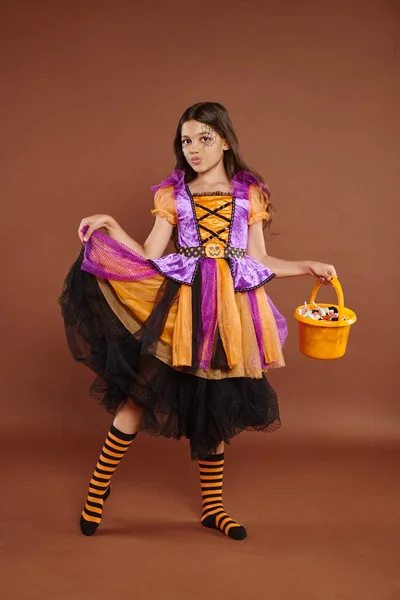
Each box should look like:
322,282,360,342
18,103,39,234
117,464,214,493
307,261,337,285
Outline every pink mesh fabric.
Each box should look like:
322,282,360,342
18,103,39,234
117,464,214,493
247,289,267,369
266,293,288,347
199,259,218,371
81,231,159,281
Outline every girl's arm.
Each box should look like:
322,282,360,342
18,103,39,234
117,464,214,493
78,214,173,259
246,221,337,282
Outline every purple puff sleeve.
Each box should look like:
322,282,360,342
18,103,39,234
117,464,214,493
231,171,270,200
150,169,186,194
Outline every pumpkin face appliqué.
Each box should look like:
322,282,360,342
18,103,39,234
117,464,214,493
205,242,223,258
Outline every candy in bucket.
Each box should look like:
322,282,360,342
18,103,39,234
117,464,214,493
298,302,346,322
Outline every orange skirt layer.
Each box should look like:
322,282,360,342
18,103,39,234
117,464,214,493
109,260,284,380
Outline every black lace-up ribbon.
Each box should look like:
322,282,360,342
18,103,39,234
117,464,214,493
195,201,232,244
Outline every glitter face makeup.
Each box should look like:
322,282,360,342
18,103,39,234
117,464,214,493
200,124,217,148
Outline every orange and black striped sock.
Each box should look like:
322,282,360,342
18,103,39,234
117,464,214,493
80,424,137,536
198,452,247,541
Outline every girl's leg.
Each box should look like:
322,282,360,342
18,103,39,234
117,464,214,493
113,400,144,434
198,441,247,540
80,400,143,536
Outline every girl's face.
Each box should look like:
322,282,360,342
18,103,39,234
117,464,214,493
181,120,230,174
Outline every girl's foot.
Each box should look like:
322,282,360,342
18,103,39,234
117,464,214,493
198,453,247,541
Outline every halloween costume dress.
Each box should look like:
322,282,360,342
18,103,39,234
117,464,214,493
60,170,288,459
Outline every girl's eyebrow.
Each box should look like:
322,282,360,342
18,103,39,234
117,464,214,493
181,132,210,139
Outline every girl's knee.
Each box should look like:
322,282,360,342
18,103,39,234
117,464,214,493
113,400,143,434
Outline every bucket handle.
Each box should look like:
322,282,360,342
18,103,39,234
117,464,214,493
309,277,344,320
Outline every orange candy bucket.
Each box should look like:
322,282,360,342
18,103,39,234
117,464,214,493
293,277,357,359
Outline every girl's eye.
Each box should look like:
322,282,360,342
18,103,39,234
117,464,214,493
201,136,211,143
182,139,190,145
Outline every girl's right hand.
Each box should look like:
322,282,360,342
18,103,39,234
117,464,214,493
78,214,115,243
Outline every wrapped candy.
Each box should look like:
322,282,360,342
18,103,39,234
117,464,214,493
298,302,347,322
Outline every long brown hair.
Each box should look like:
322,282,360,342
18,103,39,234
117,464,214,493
173,102,274,226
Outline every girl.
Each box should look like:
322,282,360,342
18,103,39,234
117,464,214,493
60,102,336,541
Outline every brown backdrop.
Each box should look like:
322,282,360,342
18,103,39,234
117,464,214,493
1,2,400,599
1,0,398,442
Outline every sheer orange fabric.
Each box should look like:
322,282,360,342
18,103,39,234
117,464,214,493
248,184,271,225
109,276,178,346
150,186,177,225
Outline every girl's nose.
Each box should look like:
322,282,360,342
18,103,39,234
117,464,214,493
189,141,201,153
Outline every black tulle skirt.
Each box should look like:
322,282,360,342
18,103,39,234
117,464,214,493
59,251,281,459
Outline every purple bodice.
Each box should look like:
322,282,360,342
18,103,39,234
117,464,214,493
150,170,274,291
